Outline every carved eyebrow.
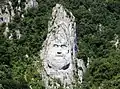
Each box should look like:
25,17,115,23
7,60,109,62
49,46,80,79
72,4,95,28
61,44,67,47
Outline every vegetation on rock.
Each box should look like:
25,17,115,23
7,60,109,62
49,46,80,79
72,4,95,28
0,0,120,89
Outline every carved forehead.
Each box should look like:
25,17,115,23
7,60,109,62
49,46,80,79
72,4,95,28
52,32,69,45
47,21,71,47
54,38,68,44
55,33,67,40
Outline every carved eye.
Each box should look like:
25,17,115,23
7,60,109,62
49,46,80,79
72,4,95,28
48,64,52,68
61,44,67,48
53,44,58,47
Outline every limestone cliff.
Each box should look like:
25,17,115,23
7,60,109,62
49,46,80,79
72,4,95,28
0,0,38,39
41,4,86,89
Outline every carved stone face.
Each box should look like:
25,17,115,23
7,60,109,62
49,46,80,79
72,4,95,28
47,38,71,70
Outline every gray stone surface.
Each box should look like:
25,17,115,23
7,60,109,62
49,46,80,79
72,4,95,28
41,4,86,89
0,0,38,39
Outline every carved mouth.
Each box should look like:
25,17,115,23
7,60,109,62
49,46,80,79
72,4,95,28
55,55,64,57
48,63,70,70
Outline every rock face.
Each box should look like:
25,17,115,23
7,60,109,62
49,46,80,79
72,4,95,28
25,0,38,10
41,4,86,89
0,0,38,39
0,0,38,24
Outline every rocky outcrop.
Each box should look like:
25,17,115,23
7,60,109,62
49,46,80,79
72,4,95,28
41,4,86,89
0,0,38,39
0,0,38,24
25,0,38,11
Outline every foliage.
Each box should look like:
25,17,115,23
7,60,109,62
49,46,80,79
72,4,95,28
82,50,120,89
0,0,120,89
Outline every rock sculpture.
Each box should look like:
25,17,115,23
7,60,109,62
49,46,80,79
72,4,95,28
41,4,86,89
